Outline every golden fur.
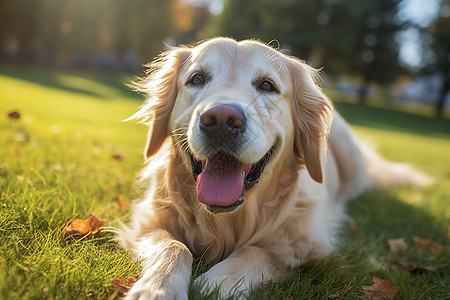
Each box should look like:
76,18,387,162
118,37,430,299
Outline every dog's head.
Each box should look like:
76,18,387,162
131,38,333,213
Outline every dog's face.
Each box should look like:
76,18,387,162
133,38,333,214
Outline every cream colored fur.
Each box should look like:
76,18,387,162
117,37,431,299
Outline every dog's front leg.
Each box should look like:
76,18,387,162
125,229,193,300
194,246,282,299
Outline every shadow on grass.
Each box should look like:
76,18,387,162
245,188,449,299
335,102,450,139
0,65,142,100
346,188,447,245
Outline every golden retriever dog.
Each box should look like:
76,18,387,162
118,37,430,299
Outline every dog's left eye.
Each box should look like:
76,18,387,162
258,80,276,92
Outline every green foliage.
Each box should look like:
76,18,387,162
1,67,449,299
209,0,404,76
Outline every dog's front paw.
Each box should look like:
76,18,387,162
125,275,188,300
193,266,250,299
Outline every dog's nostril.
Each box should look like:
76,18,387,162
228,116,245,129
200,104,246,135
200,113,217,128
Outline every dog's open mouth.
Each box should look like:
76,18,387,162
190,149,272,213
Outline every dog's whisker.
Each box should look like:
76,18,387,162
172,125,189,131
173,138,190,152
180,140,190,153
171,127,189,135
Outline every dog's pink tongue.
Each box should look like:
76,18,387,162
196,154,248,207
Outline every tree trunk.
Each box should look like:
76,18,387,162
358,72,371,105
436,70,449,118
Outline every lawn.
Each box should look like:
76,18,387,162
0,67,449,299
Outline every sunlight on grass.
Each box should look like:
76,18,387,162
0,68,144,298
56,74,131,99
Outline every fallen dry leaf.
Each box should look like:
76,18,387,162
64,213,107,238
413,236,447,252
112,275,139,295
361,277,399,300
388,238,408,253
111,153,124,161
398,261,436,273
8,111,21,120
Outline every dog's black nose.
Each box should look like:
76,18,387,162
200,104,246,137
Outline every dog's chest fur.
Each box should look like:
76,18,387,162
147,147,326,265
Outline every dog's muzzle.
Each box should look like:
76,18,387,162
189,103,272,214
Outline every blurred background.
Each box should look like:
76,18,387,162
0,0,449,116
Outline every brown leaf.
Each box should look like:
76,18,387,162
399,261,436,273
64,213,107,238
112,275,138,295
112,278,129,294
361,277,399,300
388,238,408,253
8,111,21,120
413,236,447,252
111,153,124,161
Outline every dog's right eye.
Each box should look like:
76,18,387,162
188,73,205,86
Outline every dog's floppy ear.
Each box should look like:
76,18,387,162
288,58,334,183
128,47,191,160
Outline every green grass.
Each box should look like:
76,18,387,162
1,67,449,299
0,66,144,299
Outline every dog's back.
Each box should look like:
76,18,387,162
326,112,432,205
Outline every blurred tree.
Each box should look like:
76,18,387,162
0,0,191,71
171,0,212,44
324,0,405,104
128,0,175,62
107,0,175,71
261,0,327,60
208,0,325,58
207,0,271,40
208,0,406,104
0,0,43,63
424,0,450,117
